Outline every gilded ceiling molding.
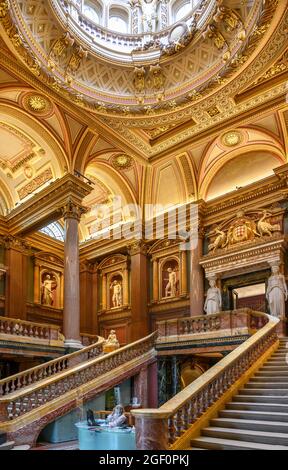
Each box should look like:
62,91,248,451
199,143,286,200
21,93,53,118
0,102,70,173
86,161,138,206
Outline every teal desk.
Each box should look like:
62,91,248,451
75,422,136,450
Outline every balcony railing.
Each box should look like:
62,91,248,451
156,308,268,341
0,316,63,346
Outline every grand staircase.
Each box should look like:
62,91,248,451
190,337,288,450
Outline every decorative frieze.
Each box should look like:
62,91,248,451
17,168,53,200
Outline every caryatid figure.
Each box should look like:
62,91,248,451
204,278,222,315
266,264,288,319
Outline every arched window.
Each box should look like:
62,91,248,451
108,7,129,33
83,1,101,23
173,1,192,22
39,222,65,242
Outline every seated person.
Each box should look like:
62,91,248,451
106,405,127,428
86,409,96,426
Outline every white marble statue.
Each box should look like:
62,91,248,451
41,274,57,306
266,265,288,319
165,267,177,297
137,0,159,33
110,280,122,308
204,279,222,315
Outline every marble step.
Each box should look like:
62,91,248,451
251,376,288,382
220,408,288,422
227,402,288,412
210,417,288,433
266,361,288,365
260,366,288,371
189,436,288,450
232,394,288,404
263,362,288,366
201,426,288,445
254,371,288,377
245,382,288,388
240,388,288,396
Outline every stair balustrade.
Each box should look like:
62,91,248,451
0,336,105,397
132,311,278,450
0,333,157,422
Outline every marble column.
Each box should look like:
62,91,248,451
63,202,85,349
129,240,148,341
189,224,205,316
134,366,148,408
171,356,181,396
152,258,159,302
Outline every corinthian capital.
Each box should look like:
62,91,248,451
62,199,87,221
128,239,147,256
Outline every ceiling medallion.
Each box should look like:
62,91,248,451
221,131,243,147
112,154,133,170
28,95,47,112
22,93,53,117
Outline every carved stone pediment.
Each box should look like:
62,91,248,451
148,238,182,256
34,252,64,268
206,207,284,255
98,254,127,270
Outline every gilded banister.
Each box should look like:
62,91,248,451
0,332,157,422
132,311,279,450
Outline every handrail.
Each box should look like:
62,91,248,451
0,336,105,396
0,332,157,421
132,311,279,449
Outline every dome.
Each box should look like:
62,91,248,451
52,0,209,62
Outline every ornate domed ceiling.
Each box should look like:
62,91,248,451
0,0,287,162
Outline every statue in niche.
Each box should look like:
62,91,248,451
131,0,159,33
110,279,122,308
41,273,57,306
266,264,288,319
165,267,177,297
204,278,222,315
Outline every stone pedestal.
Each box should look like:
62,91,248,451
133,414,169,450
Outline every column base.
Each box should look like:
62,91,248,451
64,339,84,350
